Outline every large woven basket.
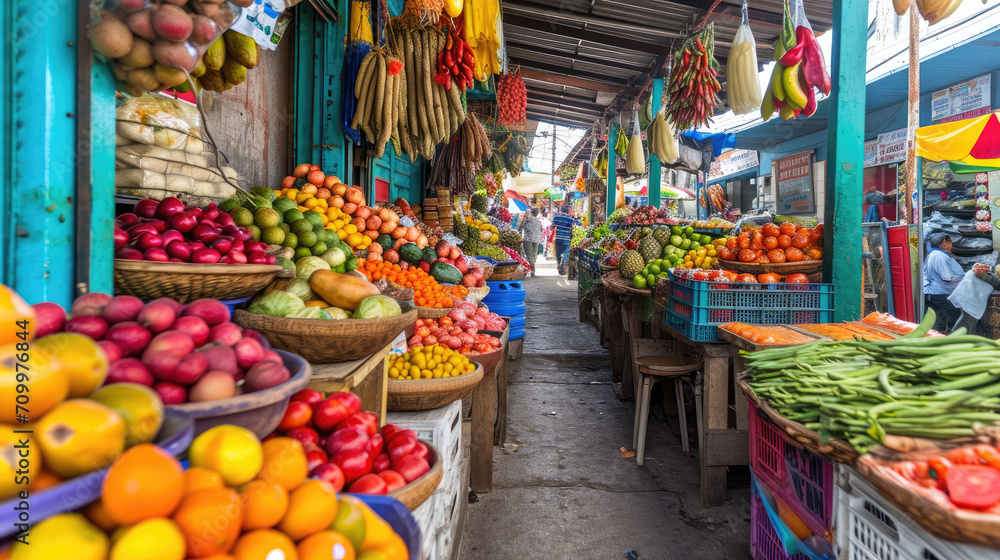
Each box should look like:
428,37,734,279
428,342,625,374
416,307,452,319
232,305,418,363
387,363,484,411
717,259,823,275
114,260,282,303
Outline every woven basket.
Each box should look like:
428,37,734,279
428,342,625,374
416,307,452,319
232,306,417,363
114,260,282,303
718,260,823,275
388,443,443,510
489,267,525,281
387,363,484,411
601,270,652,297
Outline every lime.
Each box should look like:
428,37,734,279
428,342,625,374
261,226,285,245
304,211,325,230
283,232,298,249
253,207,280,229
230,207,253,227
700,234,713,245
646,274,656,287
670,225,682,236
684,226,695,237
690,241,701,251
311,241,328,256
284,209,305,224
633,275,647,289
297,230,317,248
294,247,313,260
248,225,261,241
667,254,680,264
291,219,313,234
670,235,683,246
272,198,296,214
680,239,692,250
649,264,661,275
663,245,675,257
278,223,291,233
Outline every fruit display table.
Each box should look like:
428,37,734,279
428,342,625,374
307,341,393,425
470,323,510,493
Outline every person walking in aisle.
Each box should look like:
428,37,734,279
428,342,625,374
552,208,576,275
517,207,543,276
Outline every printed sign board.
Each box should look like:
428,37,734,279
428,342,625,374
774,152,814,214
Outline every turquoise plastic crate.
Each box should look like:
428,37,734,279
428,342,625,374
664,310,723,342
669,297,833,326
669,273,834,310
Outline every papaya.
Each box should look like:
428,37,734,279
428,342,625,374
308,270,380,312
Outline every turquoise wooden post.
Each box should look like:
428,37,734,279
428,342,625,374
89,64,117,297
606,124,618,219
648,78,663,210
823,0,867,321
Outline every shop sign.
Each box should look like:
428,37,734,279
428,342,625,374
931,74,991,123
708,149,759,180
774,152,814,214
877,128,907,165
864,140,878,168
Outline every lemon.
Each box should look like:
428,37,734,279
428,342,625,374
110,517,185,560
189,425,263,486
10,514,108,560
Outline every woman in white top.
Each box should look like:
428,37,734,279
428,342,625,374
518,208,544,275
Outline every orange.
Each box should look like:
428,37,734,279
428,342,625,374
297,531,355,560
83,499,119,532
277,479,339,541
103,444,184,525
173,487,243,557
240,479,288,530
0,343,68,424
232,529,298,560
378,533,408,560
183,467,225,495
258,438,308,491
33,333,108,398
0,285,34,347
28,469,61,492
194,556,236,560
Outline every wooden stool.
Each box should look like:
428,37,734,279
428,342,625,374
632,354,703,465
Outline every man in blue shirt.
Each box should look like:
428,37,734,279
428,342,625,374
552,208,576,275
924,233,964,332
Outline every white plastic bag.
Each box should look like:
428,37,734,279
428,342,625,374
726,1,762,115
625,104,646,174
948,270,994,319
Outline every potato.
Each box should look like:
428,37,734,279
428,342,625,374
189,15,217,45
152,63,187,88
110,61,130,80
92,16,133,58
125,68,160,92
125,9,155,41
118,37,154,68
117,0,148,13
198,2,238,26
152,40,198,71
151,4,192,42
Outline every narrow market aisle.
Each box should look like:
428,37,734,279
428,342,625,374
460,257,751,559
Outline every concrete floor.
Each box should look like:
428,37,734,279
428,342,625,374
459,257,751,560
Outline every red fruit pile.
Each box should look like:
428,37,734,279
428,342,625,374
34,294,290,404
115,197,276,265
275,390,432,495
718,222,824,264
407,301,504,355
496,72,527,124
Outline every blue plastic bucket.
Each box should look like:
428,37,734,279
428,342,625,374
221,296,251,319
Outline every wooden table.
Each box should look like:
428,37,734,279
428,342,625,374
307,342,392,425
470,325,510,493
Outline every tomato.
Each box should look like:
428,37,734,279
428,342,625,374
738,236,751,250
735,274,758,283
791,234,810,249
945,465,1000,509
779,222,797,236
946,447,985,466
762,223,781,238
809,224,824,245
717,247,734,261
777,235,792,249
750,231,765,251
763,236,778,251
726,238,738,251
806,247,823,260
974,445,1000,470
758,273,782,283
738,249,756,262
785,247,805,262
768,249,786,263
278,401,313,431
785,273,809,284
754,253,770,264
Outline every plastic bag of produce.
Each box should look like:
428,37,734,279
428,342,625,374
625,104,646,174
116,94,204,151
726,2,762,115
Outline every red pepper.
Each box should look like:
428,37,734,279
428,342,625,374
695,37,704,53
928,457,953,491
974,445,1000,470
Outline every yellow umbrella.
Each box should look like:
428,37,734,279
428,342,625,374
915,112,1000,167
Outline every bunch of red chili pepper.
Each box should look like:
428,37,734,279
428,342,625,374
435,17,475,91
888,444,1000,511
666,22,722,131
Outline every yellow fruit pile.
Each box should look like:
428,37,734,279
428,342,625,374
389,345,478,380
11,426,410,560
463,217,499,244
679,239,724,270
274,187,374,252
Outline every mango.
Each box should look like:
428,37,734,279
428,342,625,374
36,399,125,478
203,36,226,71
0,425,38,500
221,58,247,86
9,514,108,560
224,30,259,69
89,383,163,447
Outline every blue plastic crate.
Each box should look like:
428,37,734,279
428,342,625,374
665,310,723,342
669,297,833,326
669,273,834,310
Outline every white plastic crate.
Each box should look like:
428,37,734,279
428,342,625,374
387,400,462,479
836,466,1000,560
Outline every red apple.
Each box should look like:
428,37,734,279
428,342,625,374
311,462,345,492
348,473,387,495
31,302,66,337
376,470,407,492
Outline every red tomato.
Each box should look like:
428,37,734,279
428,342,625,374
717,247,734,261
735,274,758,283
779,222,797,236
785,273,809,283
726,238,738,251
791,234,810,249
762,223,781,238
750,231,765,251
763,236,778,251
785,247,805,262
809,224,825,245
738,249,756,262
278,401,313,431
777,235,792,249
758,273,782,283
754,253,770,264
768,249,787,263
945,465,1000,509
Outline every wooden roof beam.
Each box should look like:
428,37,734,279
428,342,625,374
503,13,670,55
520,68,629,95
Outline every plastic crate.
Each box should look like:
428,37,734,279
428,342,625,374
664,310,723,342
669,272,834,310
836,466,1000,560
670,297,833,326
750,401,835,538
751,474,835,560
751,494,813,560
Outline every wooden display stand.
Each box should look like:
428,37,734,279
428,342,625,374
470,325,510,493
307,342,392,425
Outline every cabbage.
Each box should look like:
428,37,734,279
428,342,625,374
295,256,331,279
286,277,320,301
353,296,402,319
248,291,305,318
287,306,326,319
319,247,347,268
325,307,350,320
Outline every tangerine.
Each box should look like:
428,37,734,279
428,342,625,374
297,530,355,560
173,487,243,557
232,529,299,560
84,499,119,532
278,479,339,541
103,444,184,525
240,479,289,530
183,467,225,495
258,438,308,491
378,533,408,560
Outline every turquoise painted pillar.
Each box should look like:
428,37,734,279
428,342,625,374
88,64,117,298
824,0,867,321
606,124,618,219
648,78,663,210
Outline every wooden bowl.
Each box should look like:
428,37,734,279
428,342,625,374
114,259,283,303
167,350,310,438
232,304,418,363
717,260,823,275
388,443,443,510
387,363,484,411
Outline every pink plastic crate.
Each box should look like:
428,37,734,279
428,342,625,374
749,401,835,537
751,494,811,560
